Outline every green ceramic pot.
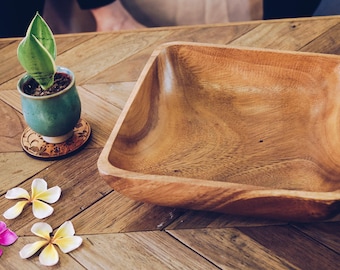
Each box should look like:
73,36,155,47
18,66,81,143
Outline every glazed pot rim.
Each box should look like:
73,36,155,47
17,66,75,100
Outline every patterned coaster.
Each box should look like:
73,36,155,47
21,118,91,159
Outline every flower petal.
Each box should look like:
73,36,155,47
54,236,82,253
53,221,75,239
32,200,54,219
19,240,48,259
36,186,61,203
39,244,59,266
31,178,48,199
0,227,18,246
3,201,29,219
31,222,52,239
5,187,30,200
0,221,7,234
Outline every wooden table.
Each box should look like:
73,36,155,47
1,16,340,269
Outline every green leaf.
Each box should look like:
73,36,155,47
27,12,56,60
17,12,56,90
18,34,56,89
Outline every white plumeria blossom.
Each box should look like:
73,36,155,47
20,221,82,266
3,178,61,219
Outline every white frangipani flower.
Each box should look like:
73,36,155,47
20,221,82,266
3,178,61,219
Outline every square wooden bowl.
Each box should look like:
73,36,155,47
98,42,340,222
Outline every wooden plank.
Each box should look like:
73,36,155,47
55,30,171,85
238,225,340,270
55,33,98,55
166,210,285,230
0,98,25,152
168,228,297,269
72,190,184,234
293,222,340,254
300,22,340,54
81,82,134,111
0,236,85,270
0,41,24,89
0,39,17,49
0,98,55,193
78,86,123,147
230,17,339,50
0,149,112,235
71,231,217,269
90,24,259,84
0,152,54,195
0,90,21,112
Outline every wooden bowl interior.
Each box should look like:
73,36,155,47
108,44,340,193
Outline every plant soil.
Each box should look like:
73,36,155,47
23,72,72,96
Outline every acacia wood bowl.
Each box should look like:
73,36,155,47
98,42,340,222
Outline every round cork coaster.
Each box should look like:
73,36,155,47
21,119,91,160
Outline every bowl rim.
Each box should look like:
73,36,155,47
97,41,340,201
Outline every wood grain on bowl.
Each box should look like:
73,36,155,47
98,42,340,222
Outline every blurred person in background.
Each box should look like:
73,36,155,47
0,0,143,38
1,0,337,38
44,0,335,35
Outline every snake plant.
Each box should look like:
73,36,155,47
17,12,57,90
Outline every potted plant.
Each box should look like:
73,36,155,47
17,12,81,144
